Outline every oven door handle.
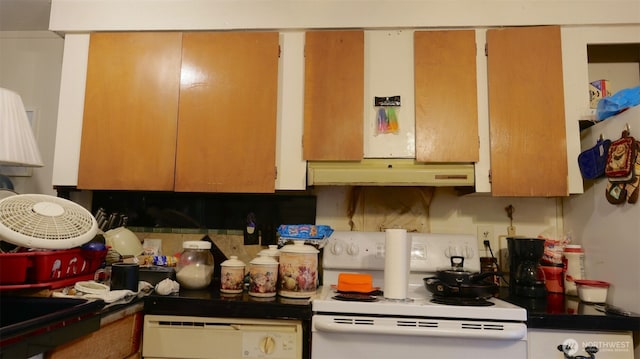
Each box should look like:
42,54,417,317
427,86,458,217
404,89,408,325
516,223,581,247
313,316,527,340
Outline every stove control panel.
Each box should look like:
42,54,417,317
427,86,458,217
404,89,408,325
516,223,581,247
323,231,480,273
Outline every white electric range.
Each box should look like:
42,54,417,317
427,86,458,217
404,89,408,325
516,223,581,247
312,231,528,359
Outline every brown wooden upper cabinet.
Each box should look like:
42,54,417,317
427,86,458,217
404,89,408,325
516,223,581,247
79,32,279,193
487,26,568,197
303,30,365,161
175,32,279,193
79,32,182,191
414,30,479,163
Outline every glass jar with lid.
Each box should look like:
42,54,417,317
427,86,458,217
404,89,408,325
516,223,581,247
176,241,214,290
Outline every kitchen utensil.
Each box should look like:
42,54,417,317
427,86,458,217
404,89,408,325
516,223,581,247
332,292,379,302
423,277,499,298
594,303,635,317
435,256,499,285
103,227,143,257
75,280,109,295
336,273,377,293
0,194,98,249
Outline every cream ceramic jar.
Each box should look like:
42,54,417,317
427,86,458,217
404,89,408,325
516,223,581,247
278,241,319,298
248,254,278,297
220,256,246,294
258,245,280,261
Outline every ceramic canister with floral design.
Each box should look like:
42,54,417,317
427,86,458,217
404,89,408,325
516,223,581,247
220,256,246,294
278,241,319,298
248,254,278,297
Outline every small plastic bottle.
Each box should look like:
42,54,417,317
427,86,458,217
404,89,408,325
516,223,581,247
563,244,585,296
176,241,214,290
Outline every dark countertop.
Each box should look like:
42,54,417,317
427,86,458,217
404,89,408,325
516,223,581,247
144,288,313,321
500,289,640,332
144,286,640,333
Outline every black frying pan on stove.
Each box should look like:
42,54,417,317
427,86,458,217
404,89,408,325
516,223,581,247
423,277,499,299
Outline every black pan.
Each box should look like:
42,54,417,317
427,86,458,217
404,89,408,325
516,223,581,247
423,277,499,299
435,256,501,285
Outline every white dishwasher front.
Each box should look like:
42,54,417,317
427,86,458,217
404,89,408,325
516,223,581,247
142,315,302,359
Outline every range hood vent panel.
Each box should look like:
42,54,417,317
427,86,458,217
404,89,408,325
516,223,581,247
307,159,475,187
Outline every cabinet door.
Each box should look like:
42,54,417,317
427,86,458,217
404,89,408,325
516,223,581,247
175,32,279,193
303,30,364,161
78,32,182,190
414,30,479,162
487,26,568,197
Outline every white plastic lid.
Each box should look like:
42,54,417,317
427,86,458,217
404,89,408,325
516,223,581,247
250,253,279,265
221,255,245,267
182,240,212,250
280,241,319,254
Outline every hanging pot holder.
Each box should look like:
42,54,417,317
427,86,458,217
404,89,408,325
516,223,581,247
605,130,636,182
578,137,611,179
605,140,640,205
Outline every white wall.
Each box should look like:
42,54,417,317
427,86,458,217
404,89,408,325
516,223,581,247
0,31,63,195
563,106,640,359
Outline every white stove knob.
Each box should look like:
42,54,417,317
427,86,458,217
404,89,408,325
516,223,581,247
446,245,461,257
346,243,359,255
331,240,345,255
465,246,474,258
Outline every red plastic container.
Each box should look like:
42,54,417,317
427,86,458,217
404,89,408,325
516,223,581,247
0,251,35,284
0,248,107,288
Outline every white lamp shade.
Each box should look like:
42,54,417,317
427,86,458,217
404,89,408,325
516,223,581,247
0,88,43,167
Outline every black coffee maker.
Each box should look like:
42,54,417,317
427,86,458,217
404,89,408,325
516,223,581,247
507,237,547,297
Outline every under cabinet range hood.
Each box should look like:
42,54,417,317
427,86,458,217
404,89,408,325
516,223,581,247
307,159,475,187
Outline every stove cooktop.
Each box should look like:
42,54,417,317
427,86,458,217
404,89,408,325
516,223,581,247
315,231,526,322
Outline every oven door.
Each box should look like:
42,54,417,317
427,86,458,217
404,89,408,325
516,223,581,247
312,314,528,359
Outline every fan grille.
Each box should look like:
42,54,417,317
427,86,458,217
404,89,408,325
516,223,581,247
0,194,97,248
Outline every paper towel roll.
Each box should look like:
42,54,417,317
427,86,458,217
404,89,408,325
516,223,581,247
384,228,411,300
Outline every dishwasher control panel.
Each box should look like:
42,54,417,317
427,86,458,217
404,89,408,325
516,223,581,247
243,331,298,358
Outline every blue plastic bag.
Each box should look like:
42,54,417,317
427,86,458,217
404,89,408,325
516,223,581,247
596,86,640,122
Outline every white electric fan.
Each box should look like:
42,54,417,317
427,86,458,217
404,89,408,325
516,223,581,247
0,194,98,249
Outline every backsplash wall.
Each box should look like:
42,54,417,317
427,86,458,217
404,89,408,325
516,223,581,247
314,186,564,247
92,191,317,247
95,186,563,269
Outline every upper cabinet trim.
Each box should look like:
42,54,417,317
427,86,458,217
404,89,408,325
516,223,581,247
50,1,640,32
